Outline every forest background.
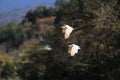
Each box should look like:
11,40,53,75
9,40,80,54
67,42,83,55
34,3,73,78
0,0,120,80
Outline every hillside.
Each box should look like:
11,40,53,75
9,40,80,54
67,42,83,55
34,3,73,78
0,7,35,26
0,3,54,26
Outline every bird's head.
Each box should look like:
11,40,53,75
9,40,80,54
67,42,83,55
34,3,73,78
61,25,67,33
72,44,81,49
68,44,73,47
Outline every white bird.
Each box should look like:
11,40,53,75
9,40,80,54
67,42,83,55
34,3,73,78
68,44,81,56
61,25,74,39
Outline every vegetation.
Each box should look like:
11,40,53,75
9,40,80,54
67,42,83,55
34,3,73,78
0,0,120,80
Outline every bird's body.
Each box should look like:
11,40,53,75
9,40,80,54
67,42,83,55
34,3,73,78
61,25,74,39
61,25,80,56
68,44,81,56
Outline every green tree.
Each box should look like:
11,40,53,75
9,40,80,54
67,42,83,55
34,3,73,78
1,63,15,79
0,22,27,48
17,42,48,80
17,0,120,80
43,0,120,80
0,52,17,80
24,6,56,23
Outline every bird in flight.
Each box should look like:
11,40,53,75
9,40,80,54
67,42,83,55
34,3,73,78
61,25,74,39
68,44,81,56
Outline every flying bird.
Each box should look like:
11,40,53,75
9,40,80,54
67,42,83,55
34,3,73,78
68,44,81,56
61,25,74,39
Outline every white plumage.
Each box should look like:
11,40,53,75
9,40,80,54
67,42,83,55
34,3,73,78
68,44,81,56
61,25,74,39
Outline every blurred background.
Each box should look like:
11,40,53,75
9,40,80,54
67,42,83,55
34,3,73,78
0,0,120,80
